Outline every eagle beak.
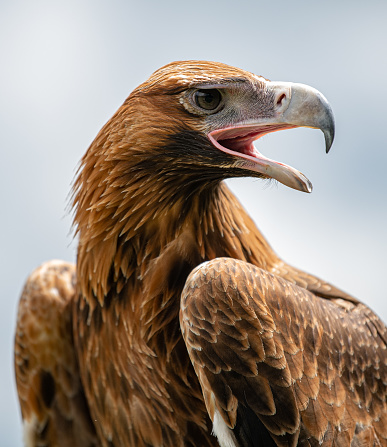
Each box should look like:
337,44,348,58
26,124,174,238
208,82,335,193
269,81,335,154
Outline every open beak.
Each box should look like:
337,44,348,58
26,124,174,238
208,82,335,193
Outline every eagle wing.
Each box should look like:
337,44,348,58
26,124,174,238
14,261,99,447
180,258,387,447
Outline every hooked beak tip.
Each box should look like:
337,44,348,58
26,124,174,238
324,129,334,154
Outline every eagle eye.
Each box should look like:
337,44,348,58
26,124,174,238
194,89,222,112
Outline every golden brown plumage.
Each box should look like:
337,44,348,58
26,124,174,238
14,262,99,447
15,61,387,447
181,259,387,446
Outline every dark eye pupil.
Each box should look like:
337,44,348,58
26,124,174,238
195,89,222,111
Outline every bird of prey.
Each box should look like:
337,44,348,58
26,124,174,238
14,61,387,447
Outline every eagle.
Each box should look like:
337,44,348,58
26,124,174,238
14,61,387,447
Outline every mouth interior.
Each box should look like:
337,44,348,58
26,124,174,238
208,123,313,193
210,124,296,160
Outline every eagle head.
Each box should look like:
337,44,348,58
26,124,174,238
128,60,335,193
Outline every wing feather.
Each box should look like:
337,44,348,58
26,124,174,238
180,258,387,447
14,261,99,447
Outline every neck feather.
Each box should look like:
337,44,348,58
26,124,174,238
72,104,278,309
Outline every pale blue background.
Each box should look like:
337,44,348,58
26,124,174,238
1,1,386,445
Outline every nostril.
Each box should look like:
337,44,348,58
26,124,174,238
276,93,287,108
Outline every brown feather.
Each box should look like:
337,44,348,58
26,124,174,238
181,258,387,446
14,261,99,447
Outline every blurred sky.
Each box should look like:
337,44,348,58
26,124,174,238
1,0,386,445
